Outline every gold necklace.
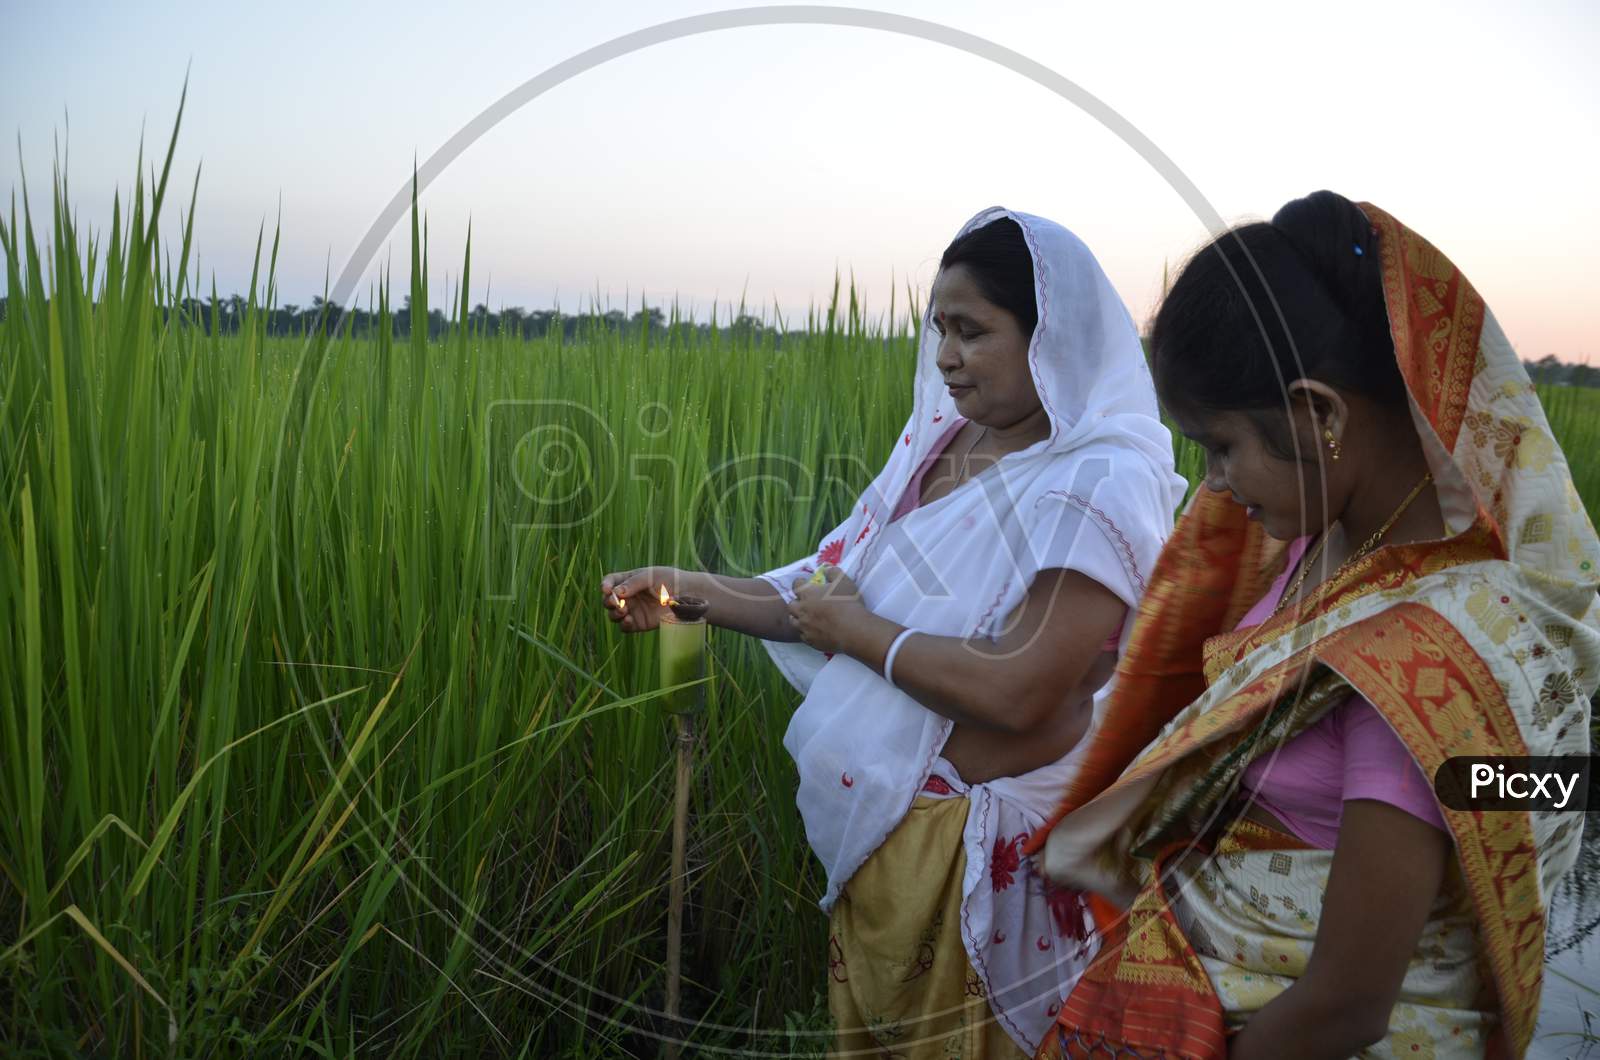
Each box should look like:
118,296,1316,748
1271,471,1434,619
955,425,990,486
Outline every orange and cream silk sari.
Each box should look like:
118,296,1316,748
1027,202,1600,1059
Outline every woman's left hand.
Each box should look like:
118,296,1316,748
788,566,870,655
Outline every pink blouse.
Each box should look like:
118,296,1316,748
890,419,1125,650
889,419,966,523
1235,537,1447,849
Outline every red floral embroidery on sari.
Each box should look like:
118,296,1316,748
854,522,872,544
840,772,854,788
827,934,849,983
991,834,1024,892
818,538,844,565
1045,882,1090,941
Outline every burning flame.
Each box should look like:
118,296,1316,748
659,584,673,607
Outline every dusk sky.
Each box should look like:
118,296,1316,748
4,0,1596,362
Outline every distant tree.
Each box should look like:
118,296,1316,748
528,310,557,337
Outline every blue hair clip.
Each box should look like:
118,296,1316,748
1353,244,1364,256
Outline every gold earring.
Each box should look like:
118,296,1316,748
1323,427,1342,462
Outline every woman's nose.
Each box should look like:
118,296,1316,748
934,334,960,373
1202,455,1228,494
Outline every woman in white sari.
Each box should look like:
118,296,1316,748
602,208,1185,1056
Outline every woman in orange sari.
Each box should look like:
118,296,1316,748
1030,191,1599,1058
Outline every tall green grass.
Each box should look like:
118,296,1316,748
2,109,1597,1058
1536,383,1600,523
0,111,914,1057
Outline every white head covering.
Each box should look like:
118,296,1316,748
759,207,1187,916
753,208,1188,1052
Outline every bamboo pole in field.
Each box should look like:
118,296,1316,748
665,712,693,1059
658,592,708,1059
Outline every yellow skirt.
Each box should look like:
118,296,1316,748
827,794,1028,1059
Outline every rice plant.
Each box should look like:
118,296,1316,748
0,105,917,1057
2,104,1595,1057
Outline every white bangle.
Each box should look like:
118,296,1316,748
882,627,920,689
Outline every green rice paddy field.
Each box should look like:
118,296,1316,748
3,142,1598,1057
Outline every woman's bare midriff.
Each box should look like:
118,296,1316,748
911,424,1117,787
939,650,1115,785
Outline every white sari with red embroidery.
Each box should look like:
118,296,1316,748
757,207,1186,1053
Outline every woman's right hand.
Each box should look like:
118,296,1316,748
599,566,681,633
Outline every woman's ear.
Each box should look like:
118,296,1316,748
1285,378,1349,457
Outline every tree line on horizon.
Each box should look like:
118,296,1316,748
0,295,1594,385
0,293,784,344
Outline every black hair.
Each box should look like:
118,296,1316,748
1149,190,1405,455
939,217,1038,338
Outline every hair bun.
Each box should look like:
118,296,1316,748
1271,191,1397,396
1149,190,1408,425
